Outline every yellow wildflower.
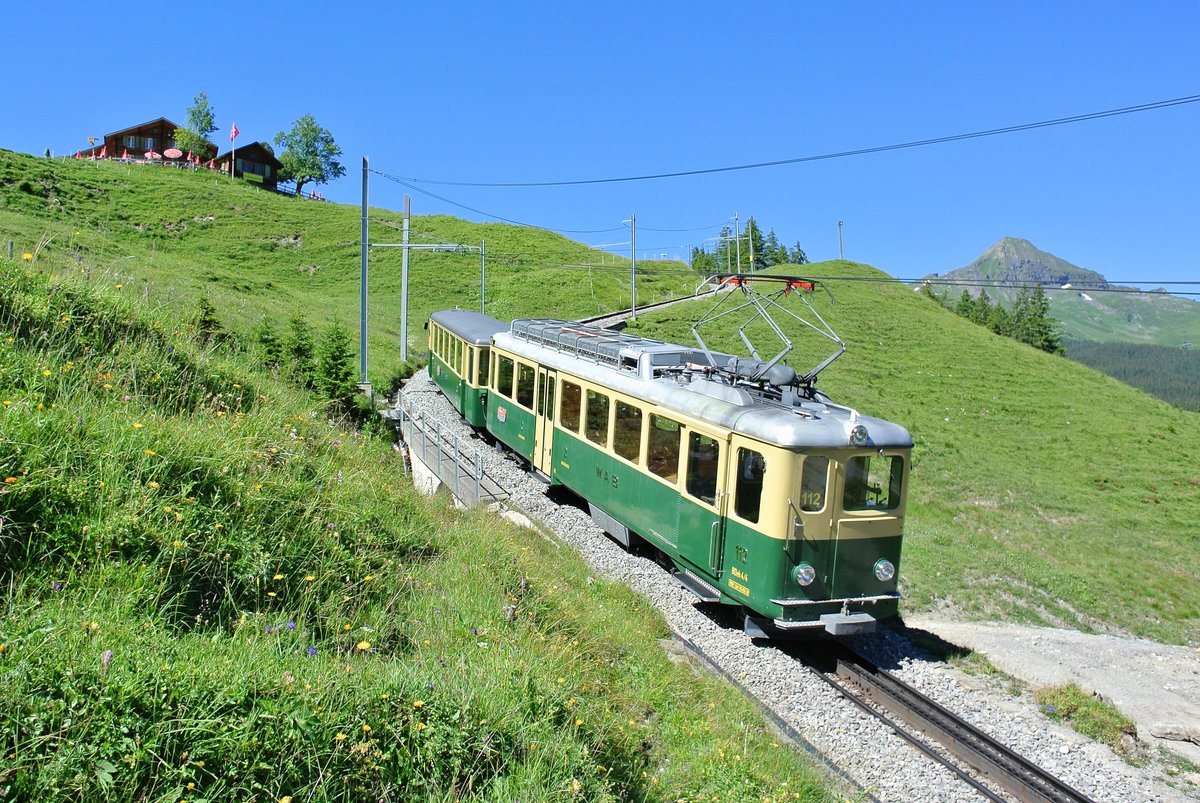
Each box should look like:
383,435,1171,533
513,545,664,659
334,733,347,742
131,422,143,429
355,641,371,652
412,700,424,709
361,724,372,733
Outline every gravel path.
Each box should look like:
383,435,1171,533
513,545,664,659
398,371,1195,802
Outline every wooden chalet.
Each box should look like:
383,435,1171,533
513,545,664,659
214,142,284,190
100,117,217,160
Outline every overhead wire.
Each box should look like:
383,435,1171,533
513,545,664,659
391,93,1200,187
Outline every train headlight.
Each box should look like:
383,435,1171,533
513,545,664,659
793,563,816,587
873,559,896,582
850,425,869,446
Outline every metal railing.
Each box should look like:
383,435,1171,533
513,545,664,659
386,392,507,506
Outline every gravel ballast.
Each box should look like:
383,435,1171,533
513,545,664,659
398,371,1194,802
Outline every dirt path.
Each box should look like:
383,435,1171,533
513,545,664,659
906,616,1200,772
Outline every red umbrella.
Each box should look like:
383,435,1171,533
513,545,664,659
207,158,215,169
74,151,81,158
144,150,161,159
163,147,183,160
99,145,107,158
121,148,129,160
186,151,194,162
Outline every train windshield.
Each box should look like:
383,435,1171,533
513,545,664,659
842,454,903,512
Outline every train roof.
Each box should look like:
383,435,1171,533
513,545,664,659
495,318,913,451
429,309,508,346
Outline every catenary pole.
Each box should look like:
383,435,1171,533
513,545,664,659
360,157,369,384
401,195,411,361
630,214,637,320
480,240,486,314
734,212,741,273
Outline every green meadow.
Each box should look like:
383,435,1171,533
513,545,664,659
2,146,1198,798
0,242,828,799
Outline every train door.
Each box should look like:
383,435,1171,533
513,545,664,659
676,426,730,580
795,454,836,590
533,367,556,475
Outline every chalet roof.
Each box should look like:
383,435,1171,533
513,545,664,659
104,117,184,138
215,141,283,169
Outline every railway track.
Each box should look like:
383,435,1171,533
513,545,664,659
792,642,1096,803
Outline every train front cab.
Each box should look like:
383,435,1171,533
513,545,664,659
730,445,908,637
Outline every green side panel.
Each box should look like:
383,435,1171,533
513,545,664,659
429,355,488,427
461,388,489,428
545,429,903,627
551,431,681,554
487,398,535,461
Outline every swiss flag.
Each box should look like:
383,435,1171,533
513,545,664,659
229,122,240,142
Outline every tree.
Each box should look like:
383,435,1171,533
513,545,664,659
174,91,217,159
274,114,346,197
195,295,223,342
743,217,766,271
788,242,809,265
317,322,359,414
690,246,718,274
285,313,316,389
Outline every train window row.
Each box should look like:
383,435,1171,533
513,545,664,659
489,345,777,523
429,324,491,387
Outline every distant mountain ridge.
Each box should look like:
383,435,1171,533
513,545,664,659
923,237,1199,347
940,237,1109,291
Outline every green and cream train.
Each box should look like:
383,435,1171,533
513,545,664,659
427,307,912,636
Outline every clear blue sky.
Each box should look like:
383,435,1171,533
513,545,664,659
4,1,1198,293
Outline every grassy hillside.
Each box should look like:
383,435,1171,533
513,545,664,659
626,264,1200,646
4,149,1196,651
0,150,697,381
1048,289,1200,347
0,257,831,799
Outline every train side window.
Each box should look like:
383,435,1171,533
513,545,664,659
516,362,535,409
466,349,475,384
613,400,642,464
453,339,461,373
800,456,828,512
734,447,766,523
496,355,515,399
686,432,720,505
560,381,582,433
585,389,610,447
843,455,903,511
647,415,681,482
478,350,490,385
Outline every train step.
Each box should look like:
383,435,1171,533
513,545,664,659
672,568,722,603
